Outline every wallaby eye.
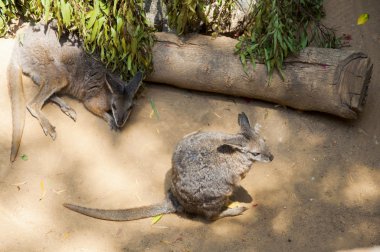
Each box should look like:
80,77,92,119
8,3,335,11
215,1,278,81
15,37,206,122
111,103,116,110
252,152,260,156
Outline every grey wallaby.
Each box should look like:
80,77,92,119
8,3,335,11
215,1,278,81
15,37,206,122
7,21,143,162
64,112,274,221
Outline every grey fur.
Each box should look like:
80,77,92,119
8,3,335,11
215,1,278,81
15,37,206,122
64,112,273,221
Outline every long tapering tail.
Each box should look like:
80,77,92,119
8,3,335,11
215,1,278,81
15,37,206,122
63,197,177,221
8,61,25,162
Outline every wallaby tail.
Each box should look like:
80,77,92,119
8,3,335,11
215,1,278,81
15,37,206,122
63,198,177,221
7,61,25,162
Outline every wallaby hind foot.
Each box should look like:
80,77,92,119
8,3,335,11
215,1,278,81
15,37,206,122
217,206,248,219
50,95,77,121
27,103,57,139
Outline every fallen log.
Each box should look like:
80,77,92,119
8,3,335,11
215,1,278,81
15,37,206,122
146,32,373,119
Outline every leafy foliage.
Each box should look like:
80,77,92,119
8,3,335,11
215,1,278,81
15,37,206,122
235,0,341,78
1,0,341,79
165,0,341,77
164,0,236,35
164,0,208,35
206,0,235,37
0,0,45,37
0,0,154,78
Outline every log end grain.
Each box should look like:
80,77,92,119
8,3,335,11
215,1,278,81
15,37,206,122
337,53,373,119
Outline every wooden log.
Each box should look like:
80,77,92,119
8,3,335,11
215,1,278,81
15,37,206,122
146,32,373,119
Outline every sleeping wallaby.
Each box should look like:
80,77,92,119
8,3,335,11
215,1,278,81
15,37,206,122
64,112,274,221
7,21,143,162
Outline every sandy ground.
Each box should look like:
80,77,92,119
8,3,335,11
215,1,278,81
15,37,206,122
0,1,379,251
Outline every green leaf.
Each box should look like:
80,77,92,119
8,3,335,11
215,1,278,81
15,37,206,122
264,48,270,73
301,32,308,48
86,1,99,30
113,0,119,15
116,16,123,33
127,54,132,71
151,214,163,224
99,1,109,15
284,37,295,52
90,19,99,43
41,0,51,22
111,26,117,46
276,59,285,80
273,31,278,52
357,13,369,25
61,0,71,26
240,53,247,73
21,154,28,161
149,98,160,120
126,9,133,23
121,38,127,51
97,16,105,32
131,38,137,55
277,32,285,50
100,46,105,61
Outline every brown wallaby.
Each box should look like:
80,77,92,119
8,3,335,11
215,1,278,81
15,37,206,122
7,21,143,162
64,112,274,221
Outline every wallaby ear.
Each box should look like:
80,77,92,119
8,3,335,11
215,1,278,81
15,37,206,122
126,71,143,96
238,112,252,137
105,73,124,94
217,143,243,154
238,112,250,127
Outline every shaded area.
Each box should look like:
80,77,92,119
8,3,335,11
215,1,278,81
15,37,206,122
0,0,379,251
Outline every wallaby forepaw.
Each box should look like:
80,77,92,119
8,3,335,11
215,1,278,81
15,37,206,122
64,107,77,122
109,120,120,132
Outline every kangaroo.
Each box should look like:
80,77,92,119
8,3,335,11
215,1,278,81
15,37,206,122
64,112,274,221
7,21,143,162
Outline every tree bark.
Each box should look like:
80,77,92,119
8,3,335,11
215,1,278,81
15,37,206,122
146,32,373,119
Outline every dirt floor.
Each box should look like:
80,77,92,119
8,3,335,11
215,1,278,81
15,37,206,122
0,1,379,251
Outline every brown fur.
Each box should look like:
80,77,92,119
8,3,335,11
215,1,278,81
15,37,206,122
7,22,143,161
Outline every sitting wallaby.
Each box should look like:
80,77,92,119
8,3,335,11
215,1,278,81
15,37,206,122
7,21,143,162
64,112,274,221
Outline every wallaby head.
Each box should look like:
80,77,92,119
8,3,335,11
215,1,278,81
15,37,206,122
219,112,274,163
105,71,143,128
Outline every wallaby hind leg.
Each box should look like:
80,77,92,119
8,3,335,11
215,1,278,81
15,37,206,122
27,77,68,139
217,206,248,219
50,95,77,121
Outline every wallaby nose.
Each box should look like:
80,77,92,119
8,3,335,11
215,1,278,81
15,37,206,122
116,119,125,128
269,154,274,162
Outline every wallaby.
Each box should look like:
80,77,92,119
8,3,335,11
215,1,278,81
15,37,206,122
64,112,274,221
7,21,143,162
